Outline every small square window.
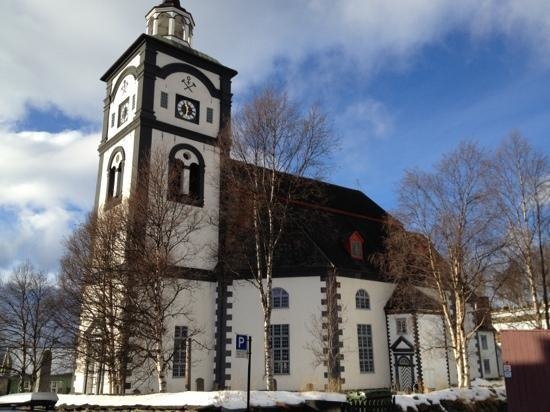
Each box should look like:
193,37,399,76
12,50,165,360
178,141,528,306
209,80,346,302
160,92,168,108
396,318,407,335
206,107,214,123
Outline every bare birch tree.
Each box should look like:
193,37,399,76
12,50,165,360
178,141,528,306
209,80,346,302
383,142,501,388
224,88,333,390
125,149,207,393
60,205,133,394
489,133,550,328
0,262,65,392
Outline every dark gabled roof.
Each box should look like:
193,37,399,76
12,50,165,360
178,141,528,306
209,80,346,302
385,285,442,313
290,179,390,278
223,160,392,280
101,34,237,82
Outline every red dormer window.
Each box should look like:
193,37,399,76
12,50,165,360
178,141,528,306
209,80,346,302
348,231,364,261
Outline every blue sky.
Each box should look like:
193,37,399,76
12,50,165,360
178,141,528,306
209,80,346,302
0,0,549,274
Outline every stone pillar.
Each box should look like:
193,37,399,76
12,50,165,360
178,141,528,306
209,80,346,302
37,350,52,392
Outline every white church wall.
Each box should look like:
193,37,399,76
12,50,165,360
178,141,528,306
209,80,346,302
417,314,450,391
228,277,326,391
126,280,217,393
73,364,85,393
338,277,395,390
150,131,220,271
165,280,217,392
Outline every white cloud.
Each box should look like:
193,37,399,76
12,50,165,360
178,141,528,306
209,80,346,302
0,127,98,272
2,1,550,125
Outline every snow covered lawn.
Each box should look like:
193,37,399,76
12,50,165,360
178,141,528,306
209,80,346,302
55,379,505,411
58,391,346,410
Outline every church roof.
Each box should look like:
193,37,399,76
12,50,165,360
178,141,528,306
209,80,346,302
385,285,442,313
148,0,191,15
100,34,237,82
223,161,391,280
295,179,390,277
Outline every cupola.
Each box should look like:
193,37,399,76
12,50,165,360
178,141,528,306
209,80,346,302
145,0,195,48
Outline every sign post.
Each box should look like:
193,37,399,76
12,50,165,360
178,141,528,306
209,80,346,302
236,334,252,411
247,336,252,411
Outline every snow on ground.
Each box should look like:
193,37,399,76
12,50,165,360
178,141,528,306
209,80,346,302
55,379,504,411
57,391,346,410
393,378,506,411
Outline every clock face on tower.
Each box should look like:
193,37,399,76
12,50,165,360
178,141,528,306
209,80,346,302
118,97,130,127
175,95,200,124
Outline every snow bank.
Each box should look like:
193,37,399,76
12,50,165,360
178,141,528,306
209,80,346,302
394,379,506,411
57,391,346,410
56,380,504,411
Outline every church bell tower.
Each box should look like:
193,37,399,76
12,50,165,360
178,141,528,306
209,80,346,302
94,0,237,270
84,0,238,393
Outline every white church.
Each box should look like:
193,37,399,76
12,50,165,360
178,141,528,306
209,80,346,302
73,0,501,394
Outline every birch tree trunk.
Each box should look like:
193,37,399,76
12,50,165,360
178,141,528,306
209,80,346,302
227,88,333,391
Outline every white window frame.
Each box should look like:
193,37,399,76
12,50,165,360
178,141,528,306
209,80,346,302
271,324,290,375
272,287,289,309
356,289,370,309
357,324,374,373
173,325,188,378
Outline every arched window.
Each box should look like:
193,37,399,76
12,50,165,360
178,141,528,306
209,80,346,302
174,15,184,39
157,12,170,36
106,148,125,202
168,144,204,206
356,289,370,309
272,288,289,309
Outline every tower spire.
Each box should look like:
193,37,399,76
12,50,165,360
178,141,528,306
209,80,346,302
146,0,195,48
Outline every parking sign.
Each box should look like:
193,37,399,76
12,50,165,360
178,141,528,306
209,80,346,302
236,334,248,351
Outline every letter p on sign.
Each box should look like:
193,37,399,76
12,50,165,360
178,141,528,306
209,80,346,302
236,334,248,351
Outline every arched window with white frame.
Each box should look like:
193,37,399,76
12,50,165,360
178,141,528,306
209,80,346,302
168,144,205,206
356,289,370,309
272,287,289,309
106,147,125,202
